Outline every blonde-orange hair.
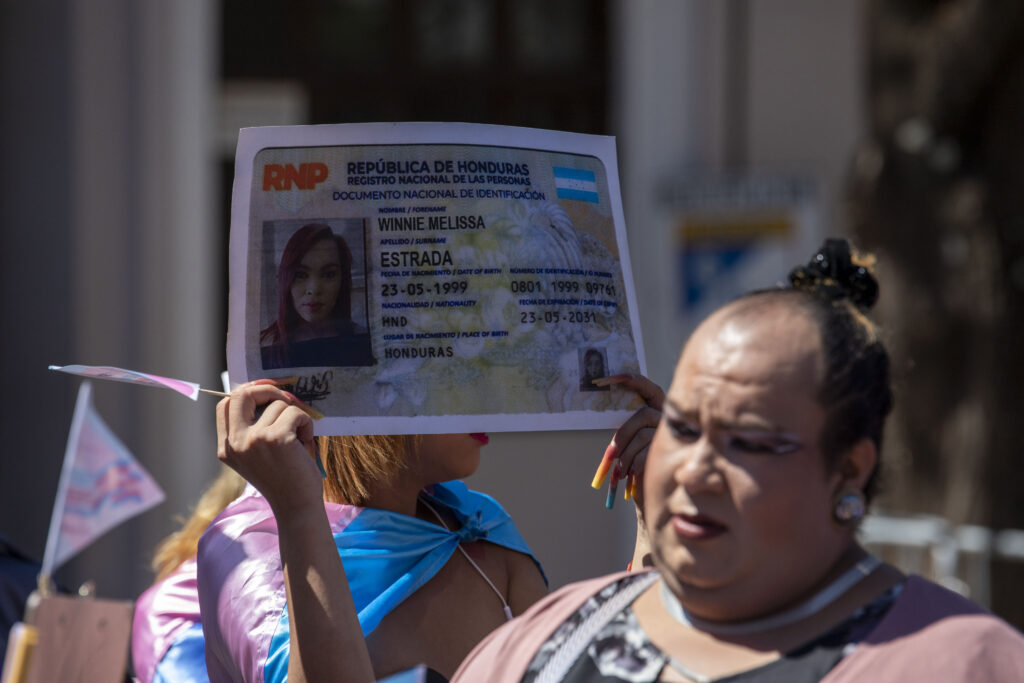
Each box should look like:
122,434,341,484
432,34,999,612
151,466,247,582
318,434,418,506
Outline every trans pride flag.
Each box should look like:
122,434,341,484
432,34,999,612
41,382,165,576
49,364,201,400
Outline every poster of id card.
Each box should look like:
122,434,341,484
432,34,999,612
228,122,646,435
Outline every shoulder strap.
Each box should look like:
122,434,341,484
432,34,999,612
420,497,514,621
535,572,659,683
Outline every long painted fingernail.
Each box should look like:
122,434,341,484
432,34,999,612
282,391,324,420
606,463,622,509
306,441,327,478
592,374,633,387
624,472,635,501
250,376,298,387
591,444,618,489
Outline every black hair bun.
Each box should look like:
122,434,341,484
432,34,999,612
788,238,879,310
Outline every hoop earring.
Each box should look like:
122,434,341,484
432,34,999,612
832,489,866,526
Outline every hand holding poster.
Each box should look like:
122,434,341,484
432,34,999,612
228,123,646,435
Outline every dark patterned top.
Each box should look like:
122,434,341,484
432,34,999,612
522,573,902,683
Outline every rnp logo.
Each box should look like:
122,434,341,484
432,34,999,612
263,162,328,191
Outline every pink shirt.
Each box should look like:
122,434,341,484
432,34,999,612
454,571,1024,682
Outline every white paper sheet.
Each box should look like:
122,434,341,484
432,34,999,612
228,122,646,435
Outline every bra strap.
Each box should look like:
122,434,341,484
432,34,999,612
419,497,514,621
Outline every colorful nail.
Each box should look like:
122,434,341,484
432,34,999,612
251,376,298,387
591,444,618,489
606,463,622,509
624,472,635,501
282,391,325,420
592,374,633,387
303,404,325,420
306,441,327,478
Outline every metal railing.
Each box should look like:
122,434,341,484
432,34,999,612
859,513,1024,607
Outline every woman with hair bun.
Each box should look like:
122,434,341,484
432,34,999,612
227,238,1023,682
451,238,1024,682
260,222,374,369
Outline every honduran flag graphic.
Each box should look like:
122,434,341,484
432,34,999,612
553,167,600,203
41,381,165,576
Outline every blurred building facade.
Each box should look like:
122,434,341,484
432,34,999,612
8,0,1018,626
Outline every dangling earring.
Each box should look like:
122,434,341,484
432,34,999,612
832,489,866,526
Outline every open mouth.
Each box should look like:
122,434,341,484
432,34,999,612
671,512,727,540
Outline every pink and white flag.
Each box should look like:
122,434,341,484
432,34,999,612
48,364,201,400
41,382,166,576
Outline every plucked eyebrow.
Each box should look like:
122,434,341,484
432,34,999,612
663,398,793,435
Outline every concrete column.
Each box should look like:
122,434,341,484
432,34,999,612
68,0,218,598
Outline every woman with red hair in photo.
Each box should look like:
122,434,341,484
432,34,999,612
260,222,374,369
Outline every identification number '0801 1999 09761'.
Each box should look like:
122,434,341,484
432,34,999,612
510,279,617,296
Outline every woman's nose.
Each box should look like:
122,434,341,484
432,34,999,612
675,438,725,494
